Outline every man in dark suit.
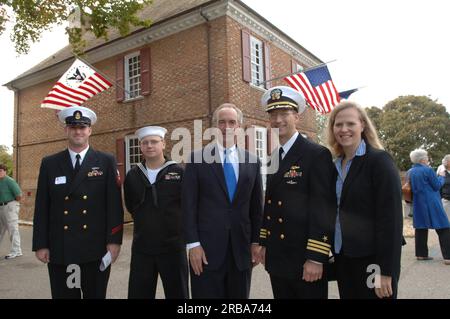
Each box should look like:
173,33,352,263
259,86,336,299
182,103,263,298
33,106,124,299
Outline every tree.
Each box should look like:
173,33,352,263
0,145,13,175
315,112,330,146
0,0,152,55
370,96,450,171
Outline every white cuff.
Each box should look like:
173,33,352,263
187,242,201,250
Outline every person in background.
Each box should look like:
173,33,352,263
409,149,450,265
0,163,22,259
439,155,450,220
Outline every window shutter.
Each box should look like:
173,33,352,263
116,138,125,185
266,127,272,156
116,57,124,102
241,29,251,83
264,42,271,89
140,47,151,96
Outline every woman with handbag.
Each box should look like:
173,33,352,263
408,149,450,265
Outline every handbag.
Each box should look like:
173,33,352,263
402,181,413,203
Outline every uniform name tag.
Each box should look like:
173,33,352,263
55,176,67,185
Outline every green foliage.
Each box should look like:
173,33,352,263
0,0,152,55
315,112,330,146
0,145,13,175
370,95,450,170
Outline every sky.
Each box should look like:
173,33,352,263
1,0,449,150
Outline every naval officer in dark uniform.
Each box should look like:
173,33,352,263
258,86,336,299
124,126,188,299
33,106,124,299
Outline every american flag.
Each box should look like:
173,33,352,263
41,59,112,110
284,65,340,114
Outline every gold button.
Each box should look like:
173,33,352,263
267,231,271,236
278,201,282,206
280,234,285,239
64,225,68,230
278,218,283,223
267,216,271,220
83,195,88,200
64,211,68,215
83,224,87,230
268,200,272,204
82,210,87,214
65,196,69,200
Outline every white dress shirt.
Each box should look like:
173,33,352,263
68,146,89,169
279,131,299,159
187,143,240,250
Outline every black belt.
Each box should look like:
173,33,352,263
0,201,12,206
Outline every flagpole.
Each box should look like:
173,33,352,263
256,59,337,86
74,54,132,96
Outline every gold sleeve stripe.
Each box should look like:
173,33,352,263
307,246,329,255
308,243,330,251
308,239,331,248
260,229,267,232
260,235,267,239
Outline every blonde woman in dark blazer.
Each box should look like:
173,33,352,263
327,101,403,299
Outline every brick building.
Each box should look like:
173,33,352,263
5,0,322,221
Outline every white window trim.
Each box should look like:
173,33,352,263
250,36,265,88
253,126,268,191
124,51,142,101
125,135,140,173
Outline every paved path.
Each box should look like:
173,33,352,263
1,222,449,299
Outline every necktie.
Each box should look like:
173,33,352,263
223,150,237,202
74,154,81,176
279,147,284,162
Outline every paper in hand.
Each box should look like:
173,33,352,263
100,251,112,271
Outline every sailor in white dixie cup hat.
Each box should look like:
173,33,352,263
124,125,189,298
135,126,168,140
58,105,97,126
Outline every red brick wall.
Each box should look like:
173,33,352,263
15,16,318,220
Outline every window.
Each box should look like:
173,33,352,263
125,135,141,172
295,63,303,73
254,126,268,190
125,52,141,100
250,36,265,87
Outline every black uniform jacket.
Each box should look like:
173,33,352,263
32,148,124,265
124,160,185,255
260,134,336,277
334,143,403,277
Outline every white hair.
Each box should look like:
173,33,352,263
212,103,244,125
410,149,428,164
442,154,450,165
